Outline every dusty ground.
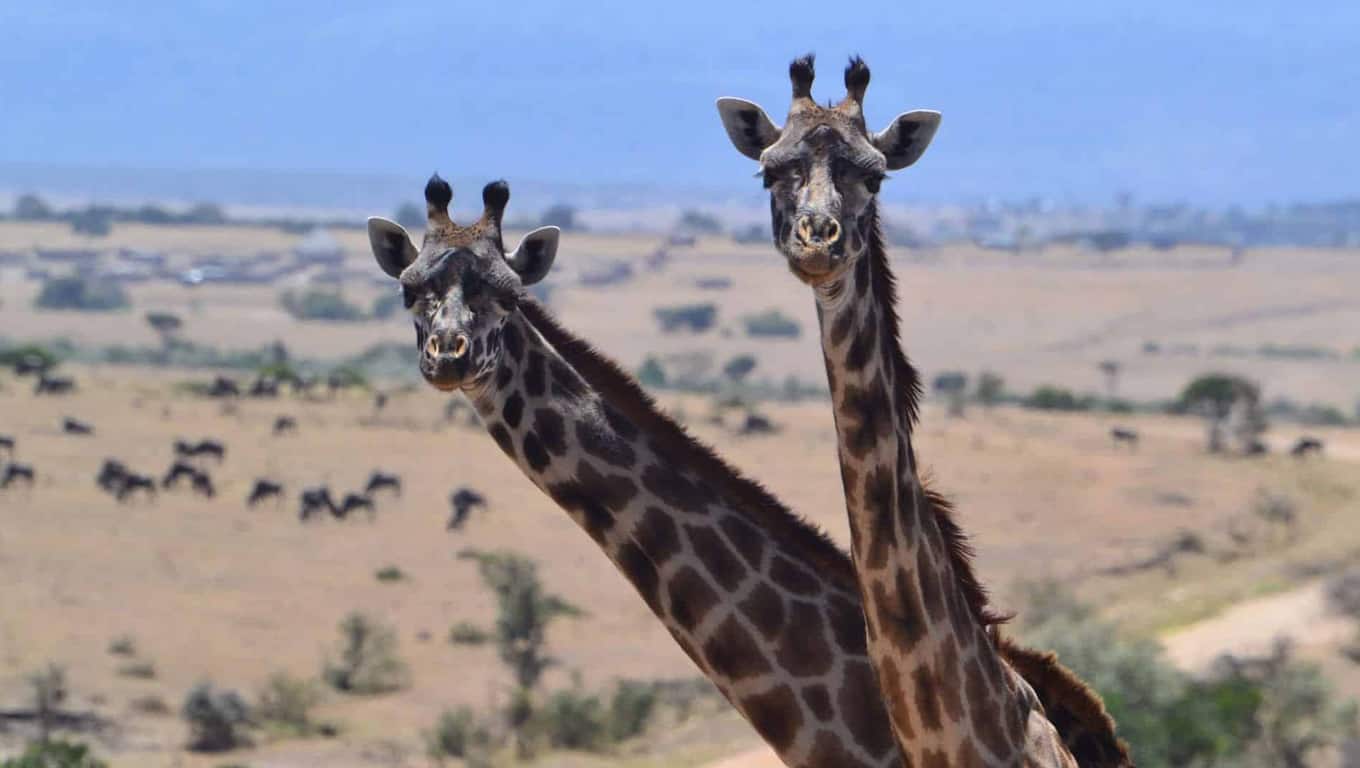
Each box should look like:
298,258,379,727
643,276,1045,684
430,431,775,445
2,223,1359,766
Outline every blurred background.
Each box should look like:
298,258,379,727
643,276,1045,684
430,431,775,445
2,2,1358,767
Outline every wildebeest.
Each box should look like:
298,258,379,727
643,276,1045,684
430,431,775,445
246,479,284,507
1,463,35,490
299,487,338,522
336,493,376,521
249,377,280,398
272,416,298,436
12,354,52,377
447,487,487,531
174,439,226,462
207,376,240,398
34,374,75,396
1291,437,1324,458
364,471,401,497
97,459,129,492
161,461,199,488
1246,440,1269,456
116,474,158,503
373,392,389,411
62,417,94,436
0,435,14,458
737,412,777,436
189,470,216,499
1110,426,1140,449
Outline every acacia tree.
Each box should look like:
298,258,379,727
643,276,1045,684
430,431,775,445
1099,359,1121,400
457,549,584,759
1179,373,1266,453
933,371,969,417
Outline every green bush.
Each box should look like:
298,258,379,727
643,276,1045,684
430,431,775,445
741,309,800,339
448,622,490,646
322,613,409,694
106,636,136,657
370,292,403,320
374,566,405,583
654,303,717,333
636,356,667,389
279,289,365,322
182,682,251,752
0,740,108,768
607,680,659,742
34,277,129,312
425,706,493,764
1016,581,1357,767
1024,385,1092,411
538,686,606,751
116,661,156,680
255,672,323,737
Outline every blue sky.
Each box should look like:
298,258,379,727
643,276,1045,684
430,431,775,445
1,0,1355,206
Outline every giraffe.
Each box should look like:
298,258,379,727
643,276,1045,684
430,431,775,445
370,174,900,767
716,56,1133,767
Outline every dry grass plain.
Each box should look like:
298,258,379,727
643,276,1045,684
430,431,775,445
1,221,1359,766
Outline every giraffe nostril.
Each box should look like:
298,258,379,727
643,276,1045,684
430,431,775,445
796,216,813,244
450,334,470,359
825,219,842,244
425,336,440,358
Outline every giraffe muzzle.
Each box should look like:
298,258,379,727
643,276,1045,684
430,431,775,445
795,214,842,246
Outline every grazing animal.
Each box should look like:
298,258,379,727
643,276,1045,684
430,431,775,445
116,474,158,502
447,487,487,531
1,463,36,489
34,375,75,395
207,376,240,398
249,377,280,398
716,56,1128,766
1110,426,1139,449
62,417,94,436
97,459,129,492
335,493,376,521
364,471,402,497
12,354,51,377
190,470,216,499
174,439,226,462
161,461,199,488
1291,436,1324,458
1246,440,1269,456
246,479,284,507
737,411,777,436
374,392,389,411
272,415,298,436
299,487,338,522
0,435,14,458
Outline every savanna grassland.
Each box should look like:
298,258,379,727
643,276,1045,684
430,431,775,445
2,220,1358,767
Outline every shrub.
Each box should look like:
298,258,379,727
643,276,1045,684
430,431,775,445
107,636,137,657
975,371,1005,406
34,277,129,312
654,303,717,333
0,739,108,768
607,680,660,742
321,612,409,694
636,356,667,389
129,695,171,716
538,685,606,751
279,289,365,322
741,309,800,339
449,622,490,646
370,292,403,320
722,354,757,383
255,672,323,737
116,661,156,680
70,208,112,237
1327,567,1360,619
425,707,493,764
540,204,582,231
676,209,723,234
1025,385,1090,411
182,682,251,752
374,566,405,583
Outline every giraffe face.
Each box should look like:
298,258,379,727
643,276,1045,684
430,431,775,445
368,177,559,392
717,55,940,285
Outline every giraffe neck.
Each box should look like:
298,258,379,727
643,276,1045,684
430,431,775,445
812,209,1037,766
461,300,902,768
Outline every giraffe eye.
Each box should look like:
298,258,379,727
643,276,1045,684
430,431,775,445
401,285,417,309
865,175,883,194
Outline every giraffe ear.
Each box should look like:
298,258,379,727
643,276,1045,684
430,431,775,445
716,97,781,161
872,110,941,170
506,226,559,286
368,217,418,279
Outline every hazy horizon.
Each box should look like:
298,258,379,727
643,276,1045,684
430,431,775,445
3,1,1357,209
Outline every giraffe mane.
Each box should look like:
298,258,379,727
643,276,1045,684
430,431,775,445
998,636,1135,767
864,205,1006,629
516,297,861,594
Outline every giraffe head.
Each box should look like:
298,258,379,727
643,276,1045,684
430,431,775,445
717,55,940,284
368,175,559,392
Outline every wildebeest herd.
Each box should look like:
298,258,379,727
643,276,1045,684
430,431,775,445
2,363,494,536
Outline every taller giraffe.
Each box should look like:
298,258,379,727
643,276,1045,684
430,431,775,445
717,56,1132,767
370,175,902,767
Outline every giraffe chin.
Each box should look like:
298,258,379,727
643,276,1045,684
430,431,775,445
422,374,462,392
